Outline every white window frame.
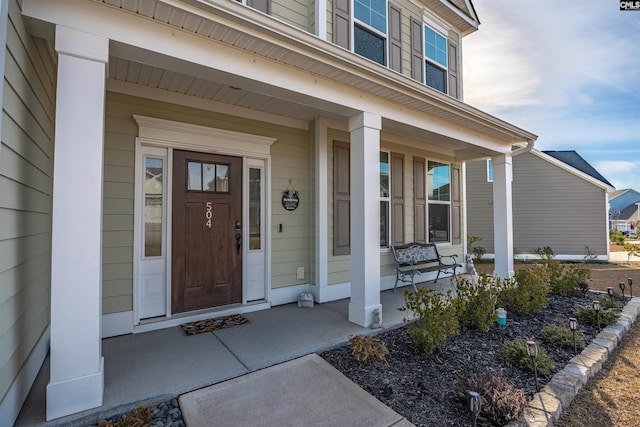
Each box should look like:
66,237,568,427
423,18,448,94
426,159,452,245
352,0,388,66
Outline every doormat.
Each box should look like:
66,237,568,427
180,314,249,336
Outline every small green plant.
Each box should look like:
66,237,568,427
574,305,620,327
497,265,549,314
455,371,526,426
551,263,592,295
539,324,585,349
399,287,459,355
623,242,640,262
502,338,554,375
348,334,389,364
472,245,486,262
454,275,499,332
610,229,625,245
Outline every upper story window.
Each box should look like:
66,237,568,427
424,26,447,93
354,0,387,65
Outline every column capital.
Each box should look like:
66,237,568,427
349,112,381,132
55,25,108,63
491,153,513,166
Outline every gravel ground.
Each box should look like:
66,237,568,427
90,398,184,427
320,292,603,427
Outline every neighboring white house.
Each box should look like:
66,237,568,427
467,150,614,261
609,189,640,236
0,0,537,423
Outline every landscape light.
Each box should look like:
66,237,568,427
628,278,633,299
619,282,626,305
592,300,601,331
607,287,614,308
468,391,481,427
526,340,539,392
569,317,578,355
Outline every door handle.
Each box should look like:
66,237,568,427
235,233,241,255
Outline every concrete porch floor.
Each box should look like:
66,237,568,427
15,280,453,427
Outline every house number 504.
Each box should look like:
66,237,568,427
205,202,212,228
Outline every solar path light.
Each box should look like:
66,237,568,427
619,282,626,305
592,300,601,331
468,391,481,427
569,317,578,356
607,287,614,309
526,340,539,392
628,278,633,299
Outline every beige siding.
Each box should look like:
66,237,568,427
466,153,609,257
0,0,55,406
103,92,312,310
272,0,312,32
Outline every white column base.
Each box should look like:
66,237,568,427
46,357,104,421
348,302,382,328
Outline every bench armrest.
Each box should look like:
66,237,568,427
439,254,459,264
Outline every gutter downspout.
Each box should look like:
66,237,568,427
510,139,536,157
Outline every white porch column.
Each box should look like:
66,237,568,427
348,112,382,327
314,117,329,302
492,154,515,278
47,26,108,420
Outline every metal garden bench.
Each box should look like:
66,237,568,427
390,242,462,292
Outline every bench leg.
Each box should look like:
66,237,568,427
393,274,400,292
434,270,441,283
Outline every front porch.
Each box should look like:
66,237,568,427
15,280,455,427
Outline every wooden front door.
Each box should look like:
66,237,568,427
172,150,242,313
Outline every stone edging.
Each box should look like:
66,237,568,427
507,297,640,426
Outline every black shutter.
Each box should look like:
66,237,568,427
410,17,423,82
448,39,459,99
333,0,351,49
388,4,402,73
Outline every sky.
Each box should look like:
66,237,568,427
462,0,640,190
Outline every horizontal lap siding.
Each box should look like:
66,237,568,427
0,0,55,406
466,160,495,252
466,154,609,257
272,0,312,32
512,154,608,256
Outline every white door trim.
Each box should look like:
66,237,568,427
133,115,275,328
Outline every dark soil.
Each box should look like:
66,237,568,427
320,293,604,426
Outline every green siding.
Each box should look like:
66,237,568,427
272,0,312,32
0,0,55,406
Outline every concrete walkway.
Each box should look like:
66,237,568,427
15,281,452,427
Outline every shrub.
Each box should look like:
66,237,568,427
610,229,625,245
454,275,499,332
623,242,640,262
574,305,620,327
551,263,592,295
399,288,459,355
349,335,388,364
502,338,554,376
455,371,526,426
539,324,585,349
472,246,486,262
534,246,563,285
497,265,549,314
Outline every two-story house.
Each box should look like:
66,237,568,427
0,0,537,422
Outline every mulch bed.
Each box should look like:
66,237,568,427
180,314,249,336
320,293,605,426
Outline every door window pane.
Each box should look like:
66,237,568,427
216,165,229,192
203,163,216,191
145,157,163,256
187,162,202,191
249,168,261,250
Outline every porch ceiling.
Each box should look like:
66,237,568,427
24,0,537,158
